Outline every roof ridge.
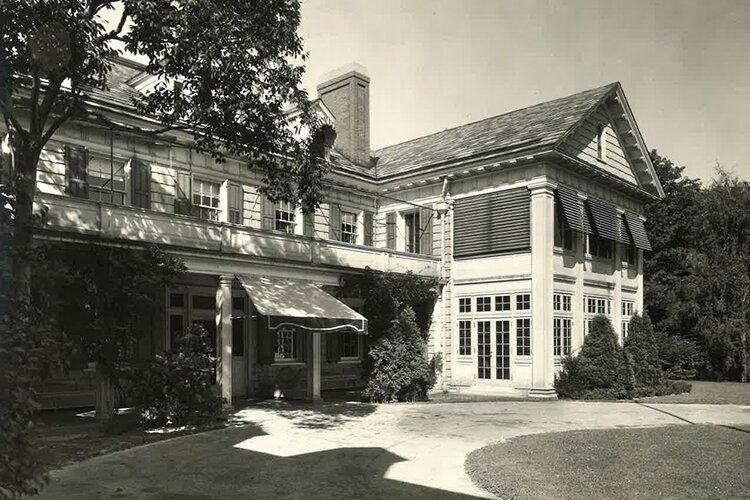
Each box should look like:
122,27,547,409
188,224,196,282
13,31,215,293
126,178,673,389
372,82,619,155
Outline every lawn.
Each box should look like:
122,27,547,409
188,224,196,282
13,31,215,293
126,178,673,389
636,380,750,405
466,424,750,500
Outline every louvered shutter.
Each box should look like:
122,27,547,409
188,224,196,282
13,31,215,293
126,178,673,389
174,171,191,215
329,203,341,240
386,212,396,249
327,333,341,363
363,211,374,246
65,145,89,199
227,184,242,224
419,206,432,256
556,187,585,233
587,198,619,242
453,187,530,258
618,213,634,245
130,159,151,208
624,213,652,251
261,195,275,230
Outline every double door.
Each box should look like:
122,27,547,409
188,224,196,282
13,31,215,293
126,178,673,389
476,319,511,381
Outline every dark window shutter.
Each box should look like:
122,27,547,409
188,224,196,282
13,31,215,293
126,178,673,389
228,184,242,223
130,159,151,209
174,171,191,215
386,212,396,249
419,207,433,256
329,203,341,240
363,211,374,246
587,198,619,242
453,188,530,258
303,211,315,237
624,212,652,251
65,145,89,199
261,195,275,230
327,333,341,363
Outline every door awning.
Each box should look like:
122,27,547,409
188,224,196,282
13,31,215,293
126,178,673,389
237,275,367,334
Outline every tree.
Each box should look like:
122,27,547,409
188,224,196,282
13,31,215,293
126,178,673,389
623,313,664,388
0,0,324,304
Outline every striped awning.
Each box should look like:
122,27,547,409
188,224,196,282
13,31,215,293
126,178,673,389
624,213,652,251
587,198,620,242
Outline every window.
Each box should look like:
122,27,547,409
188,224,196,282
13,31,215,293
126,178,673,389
404,211,421,254
586,297,611,315
458,320,471,356
622,300,634,317
458,297,471,314
169,314,184,349
88,156,126,204
228,184,243,224
341,211,358,244
622,321,630,339
516,318,531,356
588,234,614,259
192,179,220,221
495,320,511,380
476,296,492,312
623,244,637,266
553,318,572,356
495,295,511,311
232,318,244,357
192,295,216,310
596,123,607,161
516,294,531,311
275,328,298,361
553,293,572,312
477,321,491,379
275,201,296,233
554,197,574,250
340,331,360,358
170,293,185,308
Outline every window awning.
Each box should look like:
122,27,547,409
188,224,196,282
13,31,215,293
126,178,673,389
237,275,367,334
587,198,620,242
624,213,652,251
556,187,589,234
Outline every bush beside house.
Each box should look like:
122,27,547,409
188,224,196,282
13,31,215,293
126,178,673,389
555,313,692,400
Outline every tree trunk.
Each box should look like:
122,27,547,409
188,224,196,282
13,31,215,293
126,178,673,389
741,328,748,383
11,141,40,305
95,361,116,433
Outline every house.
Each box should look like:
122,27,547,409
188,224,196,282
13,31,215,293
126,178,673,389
1,57,662,405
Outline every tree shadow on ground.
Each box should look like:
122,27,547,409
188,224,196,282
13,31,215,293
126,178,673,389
234,398,377,430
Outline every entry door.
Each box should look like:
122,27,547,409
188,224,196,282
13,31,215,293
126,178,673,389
476,320,512,381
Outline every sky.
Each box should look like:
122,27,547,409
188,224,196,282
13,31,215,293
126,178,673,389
296,0,750,183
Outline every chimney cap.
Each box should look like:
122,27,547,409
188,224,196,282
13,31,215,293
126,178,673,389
317,63,370,91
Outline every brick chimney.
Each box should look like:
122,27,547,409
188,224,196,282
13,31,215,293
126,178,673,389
317,63,370,166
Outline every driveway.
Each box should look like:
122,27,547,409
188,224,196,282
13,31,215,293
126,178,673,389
37,399,750,499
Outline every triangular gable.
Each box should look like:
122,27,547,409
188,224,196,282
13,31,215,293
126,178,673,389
555,84,664,198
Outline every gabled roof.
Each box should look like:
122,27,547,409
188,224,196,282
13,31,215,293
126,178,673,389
372,83,618,178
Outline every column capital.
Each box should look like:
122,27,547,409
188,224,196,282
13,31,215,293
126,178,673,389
527,177,557,195
218,274,234,286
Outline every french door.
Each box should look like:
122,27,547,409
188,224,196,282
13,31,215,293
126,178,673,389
476,319,511,381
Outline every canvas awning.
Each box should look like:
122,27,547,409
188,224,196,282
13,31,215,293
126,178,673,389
237,275,367,334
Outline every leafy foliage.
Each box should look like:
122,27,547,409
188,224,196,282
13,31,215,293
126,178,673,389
128,325,223,428
0,303,65,499
623,313,664,388
363,308,440,403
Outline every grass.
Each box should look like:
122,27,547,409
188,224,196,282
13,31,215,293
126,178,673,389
465,425,750,500
636,380,750,405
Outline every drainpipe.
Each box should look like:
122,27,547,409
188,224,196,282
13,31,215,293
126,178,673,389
436,177,450,391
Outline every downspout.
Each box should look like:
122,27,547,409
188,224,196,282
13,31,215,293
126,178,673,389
438,177,449,391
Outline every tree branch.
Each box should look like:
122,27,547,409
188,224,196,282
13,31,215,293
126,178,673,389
0,98,28,140
36,75,65,129
38,107,75,147
29,69,41,138
99,9,129,42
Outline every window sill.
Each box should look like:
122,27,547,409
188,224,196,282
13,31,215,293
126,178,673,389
338,357,361,363
272,360,305,366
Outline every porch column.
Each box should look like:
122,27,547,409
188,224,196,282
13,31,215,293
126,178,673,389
216,274,233,405
528,178,557,398
306,331,322,402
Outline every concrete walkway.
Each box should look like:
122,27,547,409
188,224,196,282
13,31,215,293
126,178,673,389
37,400,750,499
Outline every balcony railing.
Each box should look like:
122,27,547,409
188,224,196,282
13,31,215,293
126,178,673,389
35,193,440,277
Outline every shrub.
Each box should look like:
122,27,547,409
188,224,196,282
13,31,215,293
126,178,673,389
624,313,664,387
129,325,223,427
656,333,702,379
363,307,439,402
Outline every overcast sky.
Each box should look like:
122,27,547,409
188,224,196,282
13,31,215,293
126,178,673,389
298,0,750,183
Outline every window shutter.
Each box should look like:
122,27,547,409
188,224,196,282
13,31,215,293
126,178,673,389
174,171,191,215
386,212,396,249
261,195,275,230
303,211,315,237
327,333,341,363
130,159,151,209
329,203,341,240
64,145,89,199
363,211,374,246
419,207,432,256
228,184,242,223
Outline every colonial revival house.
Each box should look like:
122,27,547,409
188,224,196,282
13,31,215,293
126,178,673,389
1,58,662,405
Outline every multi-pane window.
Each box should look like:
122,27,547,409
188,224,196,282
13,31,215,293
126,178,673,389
341,211,358,244
192,179,221,221
275,201,296,233
458,297,471,313
88,156,126,204
495,320,511,380
553,318,572,356
516,294,531,311
588,235,614,259
476,296,492,312
340,331,359,358
404,211,421,254
621,300,634,341
622,300,634,317
516,318,531,356
586,297,611,315
275,328,298,361
477,321,491,379
553,293,572,312
458,320,471,356
495,295,511,311
622,321,630,339
554,198,574,251
623,244,637,266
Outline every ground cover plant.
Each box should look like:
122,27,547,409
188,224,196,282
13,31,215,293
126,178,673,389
465,424,750,500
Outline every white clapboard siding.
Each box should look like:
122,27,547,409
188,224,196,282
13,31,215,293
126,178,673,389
150,164,176,213
37,146,67,195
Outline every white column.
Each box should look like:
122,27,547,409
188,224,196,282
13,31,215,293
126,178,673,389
528,178,557,398
306,331,322,402
613,240,623,344
216,275,233,405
